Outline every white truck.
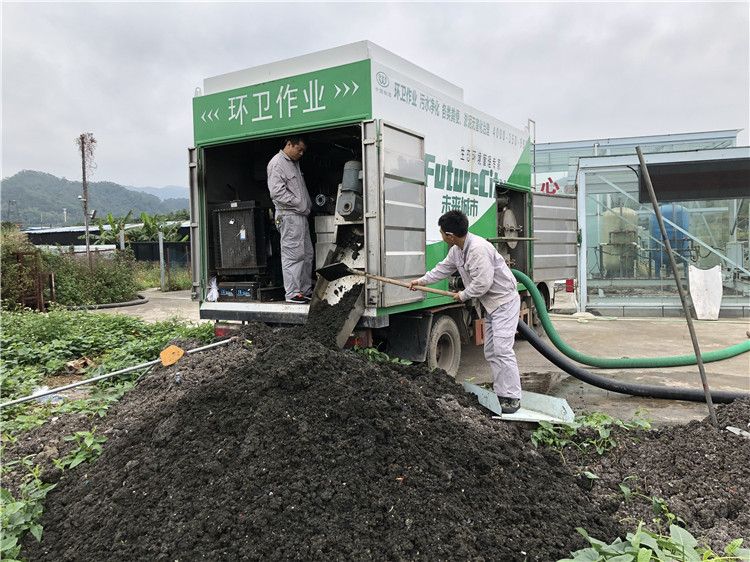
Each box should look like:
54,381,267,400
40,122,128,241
189,41,577,375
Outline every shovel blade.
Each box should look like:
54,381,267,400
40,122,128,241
316,262,355,282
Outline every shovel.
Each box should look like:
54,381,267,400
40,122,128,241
316,262,455,297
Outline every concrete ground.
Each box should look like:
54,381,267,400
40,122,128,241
95,288,750,427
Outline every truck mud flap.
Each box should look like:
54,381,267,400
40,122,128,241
386,313,432,363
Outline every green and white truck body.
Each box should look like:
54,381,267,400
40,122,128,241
189,41,571,373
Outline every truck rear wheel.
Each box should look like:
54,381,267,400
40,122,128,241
427,315,461,377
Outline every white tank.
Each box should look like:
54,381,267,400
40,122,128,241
601,207,638,277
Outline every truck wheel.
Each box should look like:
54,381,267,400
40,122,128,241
427,315,461,377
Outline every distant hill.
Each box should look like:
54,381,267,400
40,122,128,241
1,171,190,227
126,185,189,201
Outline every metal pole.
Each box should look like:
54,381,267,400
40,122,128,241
635,147,718,428
0,338,235,409
159,231,165,291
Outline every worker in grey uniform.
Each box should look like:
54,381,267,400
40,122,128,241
408,209,522,414
267,136,314,304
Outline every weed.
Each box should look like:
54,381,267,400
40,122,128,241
352,344,412,365
530,410,652,464
560,478,750,561
58,427,107,470
1,308,213,438
0,464,57,560
559,524,749,561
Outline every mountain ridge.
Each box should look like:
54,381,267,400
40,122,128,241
1,170,189,227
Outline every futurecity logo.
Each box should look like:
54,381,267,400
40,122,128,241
193,60,372,144
425,154,502,199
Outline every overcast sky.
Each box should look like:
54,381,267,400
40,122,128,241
2,1,748,189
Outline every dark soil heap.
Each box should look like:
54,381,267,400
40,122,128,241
12,309,750,560
21,321,620,561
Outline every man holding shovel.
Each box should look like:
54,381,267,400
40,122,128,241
408,210,522,414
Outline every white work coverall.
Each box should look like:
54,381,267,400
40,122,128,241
416,233,522,400
267,150,314,301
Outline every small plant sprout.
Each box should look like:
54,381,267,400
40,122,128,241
60,427,107,470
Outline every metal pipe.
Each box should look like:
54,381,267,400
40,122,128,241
636,147,718,428
0,337,236,409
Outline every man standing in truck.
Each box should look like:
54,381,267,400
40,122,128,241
267,136,314,304
408,210,522,414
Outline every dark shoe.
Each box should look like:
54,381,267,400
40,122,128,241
287,294,311,304
499,397,520,414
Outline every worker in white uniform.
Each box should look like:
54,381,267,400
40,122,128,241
408,209,522,414
267,136,314,303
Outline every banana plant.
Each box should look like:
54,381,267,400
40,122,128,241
126,212,187,242
88,211,133,244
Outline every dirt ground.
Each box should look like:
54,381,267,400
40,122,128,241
5,310,750,560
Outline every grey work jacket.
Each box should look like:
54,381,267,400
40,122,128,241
267,150,312,216
417,232,518,314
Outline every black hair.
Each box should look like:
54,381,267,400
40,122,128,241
438,209,469,237
285,136,307,147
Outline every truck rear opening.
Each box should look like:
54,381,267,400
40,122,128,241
198,125,363,307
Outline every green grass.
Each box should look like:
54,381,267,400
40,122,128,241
132,262,192,292
0,307,213,434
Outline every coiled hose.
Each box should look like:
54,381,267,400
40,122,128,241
516,320,748,404
512,269,750,369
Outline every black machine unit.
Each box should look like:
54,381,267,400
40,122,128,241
211,201,268,275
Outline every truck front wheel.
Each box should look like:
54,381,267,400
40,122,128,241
427,315,461,377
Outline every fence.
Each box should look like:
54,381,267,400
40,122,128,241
127,242,191,266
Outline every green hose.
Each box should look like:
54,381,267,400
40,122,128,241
512,269,750,368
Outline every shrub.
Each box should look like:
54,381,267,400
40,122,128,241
39,249,139,306
0,228,38,307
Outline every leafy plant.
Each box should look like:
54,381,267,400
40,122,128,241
530,410,652,464
59,427,107,470
1,308,213,436
0,464,56,560
126,212,187,242
352,344,412,365
559,525,749,561
0,228,39,307
89,211,133,244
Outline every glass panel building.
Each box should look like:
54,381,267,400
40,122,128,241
533,130,749,317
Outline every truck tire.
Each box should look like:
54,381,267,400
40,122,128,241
427,315,461,377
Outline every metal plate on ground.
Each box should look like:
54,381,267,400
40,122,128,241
463,382,574,423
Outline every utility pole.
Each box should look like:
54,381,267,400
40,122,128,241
76,133,97,272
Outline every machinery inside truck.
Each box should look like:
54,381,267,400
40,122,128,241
200,124,363,302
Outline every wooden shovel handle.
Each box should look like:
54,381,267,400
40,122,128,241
364,273,456,297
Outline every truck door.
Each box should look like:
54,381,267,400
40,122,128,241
188,146,203,301
532,192,578,284
363,120,426,308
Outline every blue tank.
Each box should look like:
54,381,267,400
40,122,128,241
651,204,690,277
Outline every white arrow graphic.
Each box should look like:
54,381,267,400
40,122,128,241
333,81,360,98
201,111,207,123
213,108,219,120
